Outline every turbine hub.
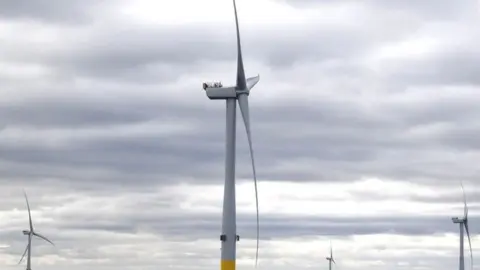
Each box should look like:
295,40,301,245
236,89,249,95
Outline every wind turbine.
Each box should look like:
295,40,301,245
18,191,54,270
451,183,473,270
202,0,260,269
326,242,336,270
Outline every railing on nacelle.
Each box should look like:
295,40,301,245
202,81,223,90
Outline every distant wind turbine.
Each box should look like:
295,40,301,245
18,191,54,270
451,183,473,270
326,241,336,270
202,0,260,269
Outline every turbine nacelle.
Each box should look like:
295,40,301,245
452,217,465,223
203,76,258,100
205,86,237,100
22,230,30,235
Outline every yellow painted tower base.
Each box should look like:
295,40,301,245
221,260,235,270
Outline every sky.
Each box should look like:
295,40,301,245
0,0,479,269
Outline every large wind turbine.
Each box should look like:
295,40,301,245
202,0,260,269
18,191,54,270
451,183,473,270
326,242,336,270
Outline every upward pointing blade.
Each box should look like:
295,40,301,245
232,0,246,90
23,190,33,232
330,242,336,264
237,94,259,267
461,182,468,218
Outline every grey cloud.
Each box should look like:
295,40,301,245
0,101,150,129
1,0,480,269
1,15,418,85
0,0,108,24
281,0,477,20
5,206,479,244
2,89,480,189
353,189,480,205
368,0,478,20
387,49,480,87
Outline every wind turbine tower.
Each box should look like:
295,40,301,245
18,191,54,270
202,0,260,269
326,242,336,270
452,183,473,270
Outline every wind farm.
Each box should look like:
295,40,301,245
0,0,479,269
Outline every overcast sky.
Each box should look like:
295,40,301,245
0,0,479,269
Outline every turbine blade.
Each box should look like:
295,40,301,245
232,0,246,90
237,94,259,267
465,222,473,270
33,232,55,246
246,75,260,91
332,258,336,265
18,243,29,264
461,182,468,218
23,190,33,231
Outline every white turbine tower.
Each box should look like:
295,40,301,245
451,183,473,270
326,242,336,270
202,0,260,269
18,191,54,270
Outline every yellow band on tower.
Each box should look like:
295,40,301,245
221,260,235,270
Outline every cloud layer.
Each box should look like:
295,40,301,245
0,0,480,269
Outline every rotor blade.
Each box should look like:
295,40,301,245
330,241,332,258
332,258,336,265
465,222,473,270
18,244,29,265
232,0,246,90
461,182,468,218
33,232,54,246
23,190,33,231
246,75,260,90
237,94,259,267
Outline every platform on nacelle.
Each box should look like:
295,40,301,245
202,81,223,90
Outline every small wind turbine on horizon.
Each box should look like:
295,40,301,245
452,183,473,270
18,191,54,270
326,242,336,270
202,0,260,269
